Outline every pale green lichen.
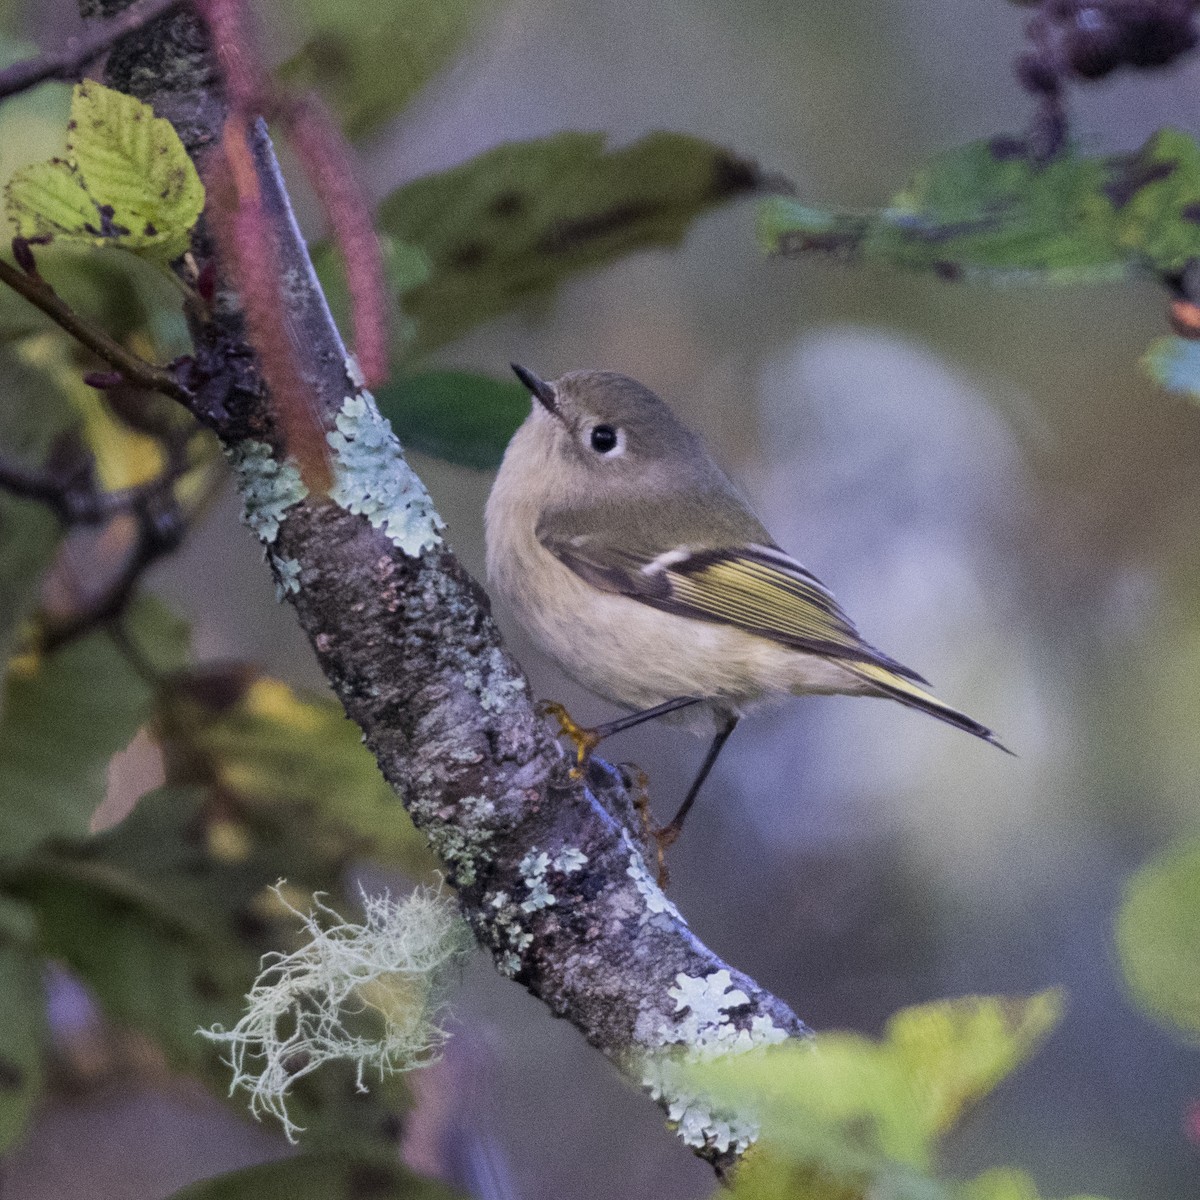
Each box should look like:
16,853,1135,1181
200,885,471,1143
327,393,443,556
225,440,308,544
464,647,527,713
519,849,555,913
270,554,301,600
485,889,533,977
417,794,495,887
638,969,789,1155
518,845,588,914
624,830,684,930
483,846,587,972
554,846,588,874
344,355,367,390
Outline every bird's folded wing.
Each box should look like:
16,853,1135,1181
538,529,926,683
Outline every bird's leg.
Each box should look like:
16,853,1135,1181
537,695,702,773
653,715,739,884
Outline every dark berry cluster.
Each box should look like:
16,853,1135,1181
1012,1,1199,158
1019,1,1198,94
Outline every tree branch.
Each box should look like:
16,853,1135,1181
0,0,183,101
88,1,812,1169
0,255,193,404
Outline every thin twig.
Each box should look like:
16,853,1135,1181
0,0,184,102
0,257,192,403
41,485,186,651
0,450,190,524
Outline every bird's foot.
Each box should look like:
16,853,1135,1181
536,700,602,777
650,821,681,888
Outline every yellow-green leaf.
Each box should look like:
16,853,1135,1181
5,81,204,263
885,991,1064,1138
1115,840,1200,1042
691,992,1064,1189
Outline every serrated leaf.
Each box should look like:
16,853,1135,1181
0,595,189,865
276,0,502,139
1115,840,1200,1042
759,130,1200,282
374,370,528,469
166,1153,463,1200
378,131,766,355
0,895,43,1155
5,81,204,262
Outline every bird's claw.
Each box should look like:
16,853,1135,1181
536,700,602,776
650,821,682,888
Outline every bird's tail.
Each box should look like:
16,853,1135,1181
843,660,1012,755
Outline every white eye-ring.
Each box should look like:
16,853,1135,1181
587,423,625,456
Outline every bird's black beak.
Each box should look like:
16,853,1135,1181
511,363,558,414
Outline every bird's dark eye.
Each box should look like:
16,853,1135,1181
590,424,619,453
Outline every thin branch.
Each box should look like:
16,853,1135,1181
0,255,192,404
0,450,185,524
41,484,186,651
0,0,184,102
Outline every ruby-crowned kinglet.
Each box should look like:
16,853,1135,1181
487,365,1007,843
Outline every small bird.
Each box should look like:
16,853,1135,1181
486,365,1007,852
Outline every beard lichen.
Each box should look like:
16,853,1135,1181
200,885,471,1142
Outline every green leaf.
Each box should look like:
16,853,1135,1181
1112,128,1200,273
0,595,189,865
185,676,433,879
758,130,1200,282
884,991,1064,1140
1115,840,1200,1042
378,131,766,355
276,0,501,139
6,81,204,262
691,992,1063,1192
0,895,43,1155
374,370,528,469
167,1154,463,1200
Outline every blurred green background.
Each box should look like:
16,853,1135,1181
6,0,1200,1197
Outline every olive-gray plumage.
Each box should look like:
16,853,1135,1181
486,366,1004,750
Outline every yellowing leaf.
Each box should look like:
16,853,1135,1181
14,331,163,489
5,81,204,263
885,991,1064,1138
690,993,1064,1191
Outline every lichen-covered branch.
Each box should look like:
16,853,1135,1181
87,0,812,1169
